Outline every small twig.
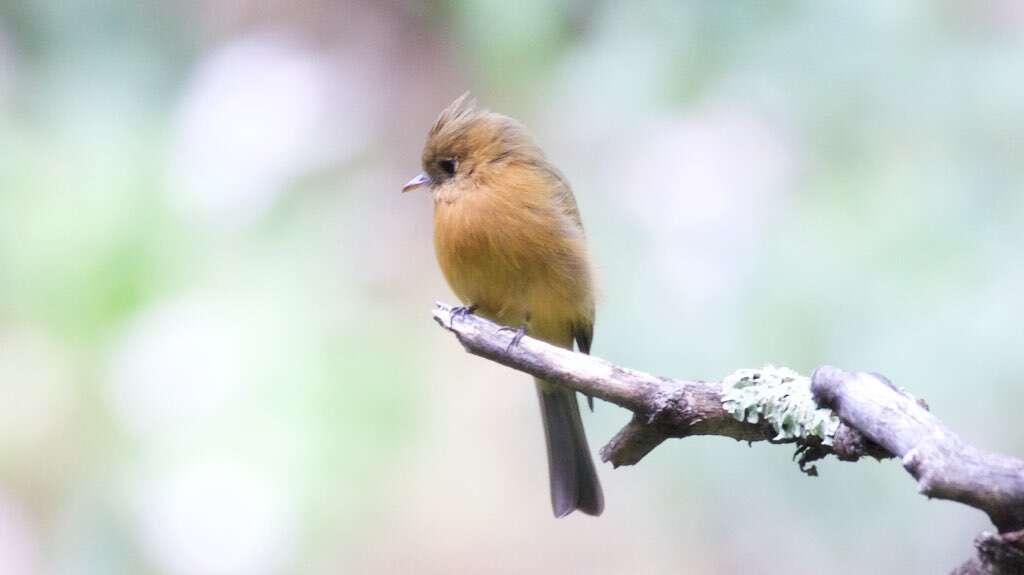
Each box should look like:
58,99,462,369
951,530,1024,575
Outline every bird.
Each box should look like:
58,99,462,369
403,93,603,517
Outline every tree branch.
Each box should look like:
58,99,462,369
432,302,1024,574
431,303,884,469
811,366,1024,532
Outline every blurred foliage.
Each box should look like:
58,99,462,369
1,1,1022,574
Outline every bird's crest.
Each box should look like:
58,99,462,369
430,92,483,137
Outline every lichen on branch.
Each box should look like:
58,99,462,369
721,365,841,444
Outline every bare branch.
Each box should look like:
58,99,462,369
811,366,1024,532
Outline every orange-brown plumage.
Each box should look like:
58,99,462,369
405,94,603,517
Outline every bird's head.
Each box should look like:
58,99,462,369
402,93,537,194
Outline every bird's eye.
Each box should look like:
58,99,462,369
438,158,457,176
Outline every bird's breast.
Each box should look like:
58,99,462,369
433,193,525,322
432,187,590,333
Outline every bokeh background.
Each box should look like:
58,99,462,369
2,1,1023,573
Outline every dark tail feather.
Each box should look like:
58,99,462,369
536,379,604,517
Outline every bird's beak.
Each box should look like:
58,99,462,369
402,172,432,193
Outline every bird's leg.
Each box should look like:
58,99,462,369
496,323,528,353
449,304,478,328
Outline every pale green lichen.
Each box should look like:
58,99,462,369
721,365,840,445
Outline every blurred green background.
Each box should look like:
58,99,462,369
1,1,1022,573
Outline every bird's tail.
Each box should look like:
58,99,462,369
535,378,604,517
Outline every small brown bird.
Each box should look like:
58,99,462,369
403,94,603,517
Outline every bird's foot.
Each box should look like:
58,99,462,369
497,323,527,353
449,304,477,328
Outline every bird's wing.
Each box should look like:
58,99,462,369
539,163,585,232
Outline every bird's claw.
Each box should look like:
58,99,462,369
497,324,527,353
449,304,478,328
